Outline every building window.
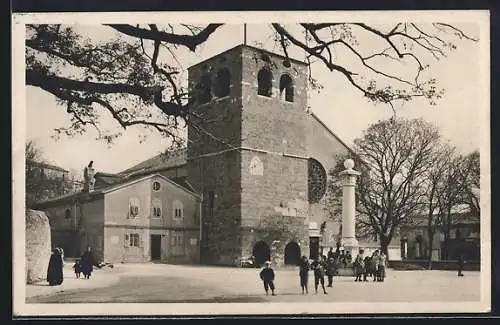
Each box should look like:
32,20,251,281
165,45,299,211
279,74,294,102
257,68,273,97
308,158,327,203
64,209,71,219
214,68,231,98
196,74,212,104
152,198,162,218
128,233,140,247
171,231,185,255
249,156,264,176
152,181,161,192
129,197,140,218
173,200,184,220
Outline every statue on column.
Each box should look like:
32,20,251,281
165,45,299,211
83,161,96,192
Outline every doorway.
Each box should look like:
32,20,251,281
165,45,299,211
252,241,271,266
284,241,301,265
150,235,162,261
309,237,320,260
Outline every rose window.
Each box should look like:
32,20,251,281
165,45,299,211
308,158,327,203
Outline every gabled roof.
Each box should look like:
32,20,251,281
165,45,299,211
26,160,69,173
99,173,200,199
34,173,200,208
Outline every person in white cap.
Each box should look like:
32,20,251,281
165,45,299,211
259,261,276,296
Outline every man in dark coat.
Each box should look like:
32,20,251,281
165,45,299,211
47,248,64,286
259,261,276,296
311,256,328,294
457,255,465,277
298,256,310,294
80,246,96,279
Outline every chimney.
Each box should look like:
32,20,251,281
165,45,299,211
83,160,96,192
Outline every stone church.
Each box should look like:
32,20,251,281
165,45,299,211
184,44,358,266
34,45,407,266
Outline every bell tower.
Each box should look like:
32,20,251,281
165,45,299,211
187,45,310,266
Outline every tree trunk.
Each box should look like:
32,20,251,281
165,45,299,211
427,229,434,269
443,209,452,260
380,235,390,260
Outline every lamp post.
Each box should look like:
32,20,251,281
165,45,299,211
339,159,361,258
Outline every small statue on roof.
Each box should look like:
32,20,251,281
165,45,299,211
83,161,96,192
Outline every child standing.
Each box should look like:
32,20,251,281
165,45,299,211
259,261,276,296
72,260,82,278
298,256,310,294
378,251,387,282
311,256,328,294
354,249,366,282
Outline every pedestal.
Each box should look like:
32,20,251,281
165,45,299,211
337,159,361,276
342,237,359,257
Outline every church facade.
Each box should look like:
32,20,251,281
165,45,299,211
34,45,409,266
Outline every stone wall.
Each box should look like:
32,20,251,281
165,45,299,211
187,150,242,265
25,209,51,284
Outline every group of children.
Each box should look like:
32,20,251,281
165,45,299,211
353,249,387,282
258,248,388,296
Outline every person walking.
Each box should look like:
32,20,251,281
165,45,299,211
46,248,64,286
457,255,465,277
298,256,310,294
371,250,380,282
259,261,276,296
80,246,96,279
311,256,328,294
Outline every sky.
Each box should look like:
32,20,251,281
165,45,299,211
25,22,483,175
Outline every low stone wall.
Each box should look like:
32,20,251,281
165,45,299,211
25,209,51,284
389,260,480,271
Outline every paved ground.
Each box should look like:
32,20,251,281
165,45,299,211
26,263,480,303
26,263,120,299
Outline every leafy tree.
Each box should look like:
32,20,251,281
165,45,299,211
26,23,477,147
25,140,74,207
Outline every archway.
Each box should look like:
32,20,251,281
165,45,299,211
252,241,271,266
284,241,301,265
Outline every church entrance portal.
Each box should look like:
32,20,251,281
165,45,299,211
284,241,301,265
309,237,320,260
253,241,271,266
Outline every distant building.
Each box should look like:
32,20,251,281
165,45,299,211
400,205,480,262
26,160,85,204
26,160,69,181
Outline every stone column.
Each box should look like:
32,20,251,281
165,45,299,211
339,159,361,257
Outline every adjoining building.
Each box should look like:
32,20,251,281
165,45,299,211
33,173,202,264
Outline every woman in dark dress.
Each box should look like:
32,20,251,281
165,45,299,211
80,246,96,279
47,248,64,286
